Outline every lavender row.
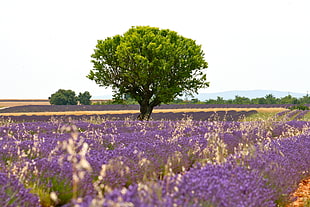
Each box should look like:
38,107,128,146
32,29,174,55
277,110,310,120
0,119,310,206
0,104,298,113
95,132,310,207
0,110,257,122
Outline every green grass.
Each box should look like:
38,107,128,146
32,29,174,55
27,175,73,207
242,112,282,121
244,110,310,122
304,199,310,207
302,112,310,121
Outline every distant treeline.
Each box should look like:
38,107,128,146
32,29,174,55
173,94,310,105
93,94,310,106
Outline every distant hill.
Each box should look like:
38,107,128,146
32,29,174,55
193,90,307,101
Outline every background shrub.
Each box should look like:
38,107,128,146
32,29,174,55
289,104,309,111
78,91,92,105
49,89,78,105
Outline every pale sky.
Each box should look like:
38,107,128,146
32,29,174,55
1,0,309,99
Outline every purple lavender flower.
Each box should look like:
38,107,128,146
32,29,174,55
1,118,310,206
0,172,40,207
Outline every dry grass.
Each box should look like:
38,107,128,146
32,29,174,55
0,100,50,107
0,107,287,116
0,99,109,107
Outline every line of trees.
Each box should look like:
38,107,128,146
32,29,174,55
173,94,310,105
49,89,92,105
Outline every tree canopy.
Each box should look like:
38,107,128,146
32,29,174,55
49,89,92,105
88,26,209,120
78,91,92,105
49,89,78,105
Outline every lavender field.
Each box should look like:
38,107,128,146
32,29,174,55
0,110,310,206
0,104,298,113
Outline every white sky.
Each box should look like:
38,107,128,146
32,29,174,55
1,0,310,99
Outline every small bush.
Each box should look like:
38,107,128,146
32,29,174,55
49,89,78,105
289,104,309,111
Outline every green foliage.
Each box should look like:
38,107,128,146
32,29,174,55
78,91,92,105
242,112,278,122
263,94,278,104
49,89,78,105
88,26,209,119
92,100,114,105
200,94,310,105
28,175,73,206
288,104,309,111
279,95,299,104
232,95,251,104
49,90,93,105
299,94,310,104
92,97,138,105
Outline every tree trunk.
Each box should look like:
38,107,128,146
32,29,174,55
137,103,154,121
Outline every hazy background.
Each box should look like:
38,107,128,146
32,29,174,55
1,0,309,99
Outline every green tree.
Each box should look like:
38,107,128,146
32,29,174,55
87,26,209,120
49,89,78,105
78,91,92,105
280,95,299,104
299,94,310,104
251,97,265,104
216,96,225,104
264,94,278,104
233,96,250,104
204,98,216,104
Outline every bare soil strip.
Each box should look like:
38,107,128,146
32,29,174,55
0,107,286,116
287,177,310,207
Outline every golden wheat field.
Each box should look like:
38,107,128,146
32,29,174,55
0,100,50,107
